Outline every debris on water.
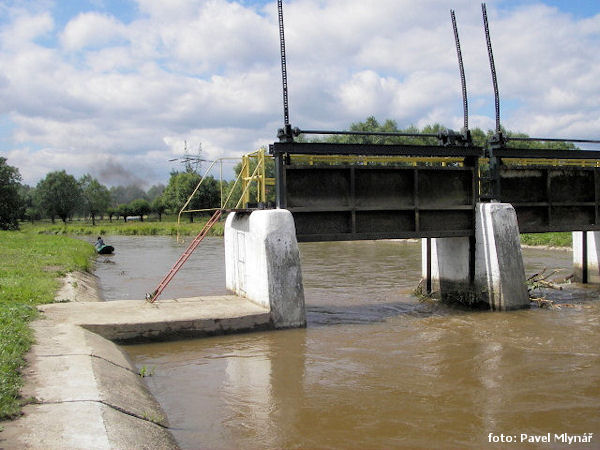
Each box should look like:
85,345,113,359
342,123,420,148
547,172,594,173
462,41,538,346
530,297,559,309
526,268,582,310
527,268,563,291
564,273,575,283
530,297,584,310
413,279,437,303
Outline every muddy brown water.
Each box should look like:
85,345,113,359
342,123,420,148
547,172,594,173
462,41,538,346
94,237,600,448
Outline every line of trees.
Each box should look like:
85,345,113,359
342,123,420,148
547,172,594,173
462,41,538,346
0,159,227,230
303,116,577,150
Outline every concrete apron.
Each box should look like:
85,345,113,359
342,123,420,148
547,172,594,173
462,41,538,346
422,202,530,310
1,292,273,449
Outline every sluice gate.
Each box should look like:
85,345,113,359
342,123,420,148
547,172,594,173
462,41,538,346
271,143,480,242
493,151,600,234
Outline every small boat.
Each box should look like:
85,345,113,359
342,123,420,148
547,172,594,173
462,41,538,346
97,245,114,255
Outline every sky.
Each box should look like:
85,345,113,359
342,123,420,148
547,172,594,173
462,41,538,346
1,0,599,188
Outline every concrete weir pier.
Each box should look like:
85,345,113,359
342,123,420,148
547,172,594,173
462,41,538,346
573,231,600,284
225,208,307,328
422,202,529,310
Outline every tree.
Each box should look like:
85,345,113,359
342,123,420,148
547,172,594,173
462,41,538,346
313,116,580,151
109,184,147,206
162,171,200,222
116,203,132,222
80,174,111,226
129,198,151,222
162,171,220,222
151,196,166,221
146,184,165,202
106,206,117,222
0,157,23,230
35,171,82,224
18,185,40,224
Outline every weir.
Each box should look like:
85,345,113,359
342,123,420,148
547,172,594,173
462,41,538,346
422,203,528,310
206,1,600,321
222,0,600,322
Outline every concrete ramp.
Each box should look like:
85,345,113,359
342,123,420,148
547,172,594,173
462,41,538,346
1,295,272,449
40,295,273,343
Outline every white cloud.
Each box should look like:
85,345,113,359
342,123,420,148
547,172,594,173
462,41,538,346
0,11,54,50
0,0,599,187
60,12,126,51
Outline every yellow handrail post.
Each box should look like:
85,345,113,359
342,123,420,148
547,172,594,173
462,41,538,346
259,148,266,203
219,159,223,208
235,160,263,209
242,154,250,207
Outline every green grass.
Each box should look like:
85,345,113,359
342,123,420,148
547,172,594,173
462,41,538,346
520,232,572,248
0,231,96,419
21,215,224,237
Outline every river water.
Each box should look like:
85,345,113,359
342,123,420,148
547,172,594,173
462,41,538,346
94,236,600,449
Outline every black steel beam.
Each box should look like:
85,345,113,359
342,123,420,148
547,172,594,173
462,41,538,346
517,223,600,233
271,142,483,157
507,137,600,144
296,229,474,242
275,153,286,208
493,148,600,159
298,129,438,138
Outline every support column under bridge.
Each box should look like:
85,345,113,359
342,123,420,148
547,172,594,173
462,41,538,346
224,209,306,329
422,202,529,310
573,231,600,284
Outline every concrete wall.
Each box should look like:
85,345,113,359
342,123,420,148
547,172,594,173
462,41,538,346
573,231,600,283
421,237,471,298
225,209,306,328
422,203,529,311
475,203,529,310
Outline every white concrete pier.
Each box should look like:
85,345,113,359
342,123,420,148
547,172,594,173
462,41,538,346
225,209,306,328
422,203,529,311
573,231,600,283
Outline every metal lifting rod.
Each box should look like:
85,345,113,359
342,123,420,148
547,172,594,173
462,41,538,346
451,10,468,133
482,3,501,136
482,3,502,201
278,0,290,127
507,136,600,144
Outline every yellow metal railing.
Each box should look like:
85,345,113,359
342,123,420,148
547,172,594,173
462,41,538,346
240,148,275,205
501,158,600,168
288,154,465,167
176,148,274,241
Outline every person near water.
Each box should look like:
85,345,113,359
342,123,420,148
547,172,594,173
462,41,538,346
96,236,105,249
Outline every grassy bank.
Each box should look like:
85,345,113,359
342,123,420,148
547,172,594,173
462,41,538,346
520,232,571,248
0,231,96,420
21,215,224,237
